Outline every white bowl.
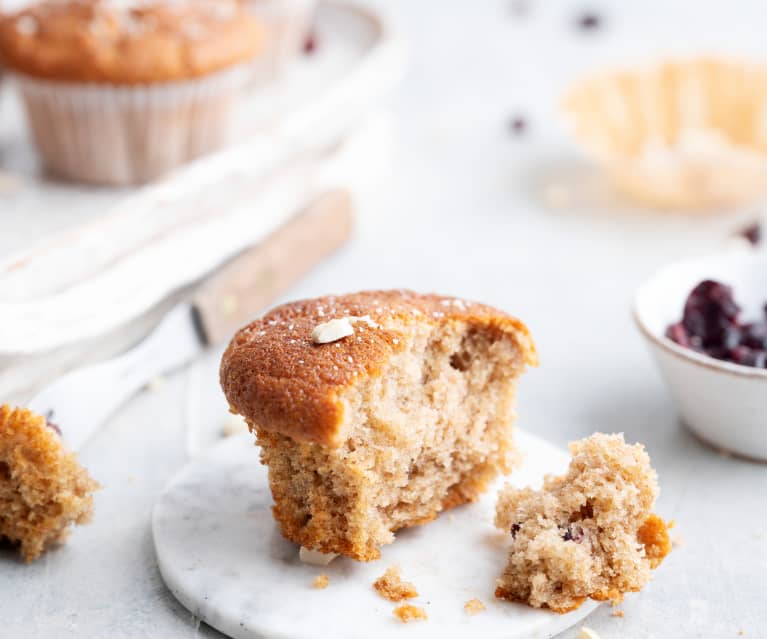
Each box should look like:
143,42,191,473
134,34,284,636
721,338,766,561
634,251,767,461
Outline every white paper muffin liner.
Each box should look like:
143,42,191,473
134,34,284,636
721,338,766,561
564,58,767,212
13,63,256,186
243,0,318,76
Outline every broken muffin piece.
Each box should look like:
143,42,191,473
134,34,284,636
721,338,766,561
0,405,99,561
220,290,537,561
494,432,670,613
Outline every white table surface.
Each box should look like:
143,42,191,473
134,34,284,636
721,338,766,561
3,0,767,637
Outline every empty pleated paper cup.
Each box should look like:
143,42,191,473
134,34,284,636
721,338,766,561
564,58,767,212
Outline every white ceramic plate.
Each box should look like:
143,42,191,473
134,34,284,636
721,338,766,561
152,430,598,639
634,250,767,460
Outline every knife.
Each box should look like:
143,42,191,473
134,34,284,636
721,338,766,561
28,190,353,451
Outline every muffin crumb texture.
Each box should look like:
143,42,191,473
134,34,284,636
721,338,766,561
221,290,536,561
463,598,486,615
393,604,428,623
312,574,329,589
0,405,99,562
494,432,670,613
373,566,418,602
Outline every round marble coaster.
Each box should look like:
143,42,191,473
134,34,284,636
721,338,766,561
153,430,599,639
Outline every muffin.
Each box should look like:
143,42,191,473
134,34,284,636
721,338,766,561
564,58,767,211
494,433,671,613
220,290,537,561
241,0,316,75
0,405,99,562
0,0,267,185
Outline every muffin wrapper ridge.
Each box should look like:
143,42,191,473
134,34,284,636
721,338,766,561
564,58,767,212
13,62,259,186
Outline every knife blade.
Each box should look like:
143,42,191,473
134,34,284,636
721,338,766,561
28,190,353,451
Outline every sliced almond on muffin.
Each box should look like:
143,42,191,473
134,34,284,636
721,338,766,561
220,290,537,561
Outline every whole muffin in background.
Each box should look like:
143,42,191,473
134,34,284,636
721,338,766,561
0,0,267,186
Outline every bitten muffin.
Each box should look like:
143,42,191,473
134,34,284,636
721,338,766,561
0,405,99,562
494,433,671,613
0,0,266,185
220,290,537,561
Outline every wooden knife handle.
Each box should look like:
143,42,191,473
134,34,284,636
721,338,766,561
192,189,353,345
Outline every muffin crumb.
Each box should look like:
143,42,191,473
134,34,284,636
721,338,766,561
495,433,670,613
393,604,427,623
312,574,329,589
464,598,486,615
373,566,418,602
0,405,99,562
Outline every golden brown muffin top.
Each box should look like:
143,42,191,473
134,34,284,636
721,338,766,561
0,0,266,84
220,290,538,447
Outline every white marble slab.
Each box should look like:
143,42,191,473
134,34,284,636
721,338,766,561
152,430,598,639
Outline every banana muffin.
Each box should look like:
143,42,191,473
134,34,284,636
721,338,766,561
494,433,671,613
220,290,537,561
0,0,267,185
0,405,99,562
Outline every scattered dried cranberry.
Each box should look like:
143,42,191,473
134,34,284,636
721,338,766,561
737,221,762,246
303,31,317,55
561,524,585,543
576,11,602,31
509,116,527,135
666,279,767,369
510,523,521,538
45,420,62,436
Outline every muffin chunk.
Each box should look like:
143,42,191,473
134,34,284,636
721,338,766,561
0,405,99,562
494,433,670,613
221,290,537,561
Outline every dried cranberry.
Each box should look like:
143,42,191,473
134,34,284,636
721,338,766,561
509,116,527,135
303,31,317,55
45,420,62,436
682,280,740,348
576,12,602,31
738,221,762,246
732,346,767,368
561,524,585,543
742,322,767,350
511,523,521,538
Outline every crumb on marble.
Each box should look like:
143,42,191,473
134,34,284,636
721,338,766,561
312,574,329,589
611,609,625,618
393,604,427,623
373,566,418,602
464,598,486,615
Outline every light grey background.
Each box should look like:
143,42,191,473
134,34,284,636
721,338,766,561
2,0,767,637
